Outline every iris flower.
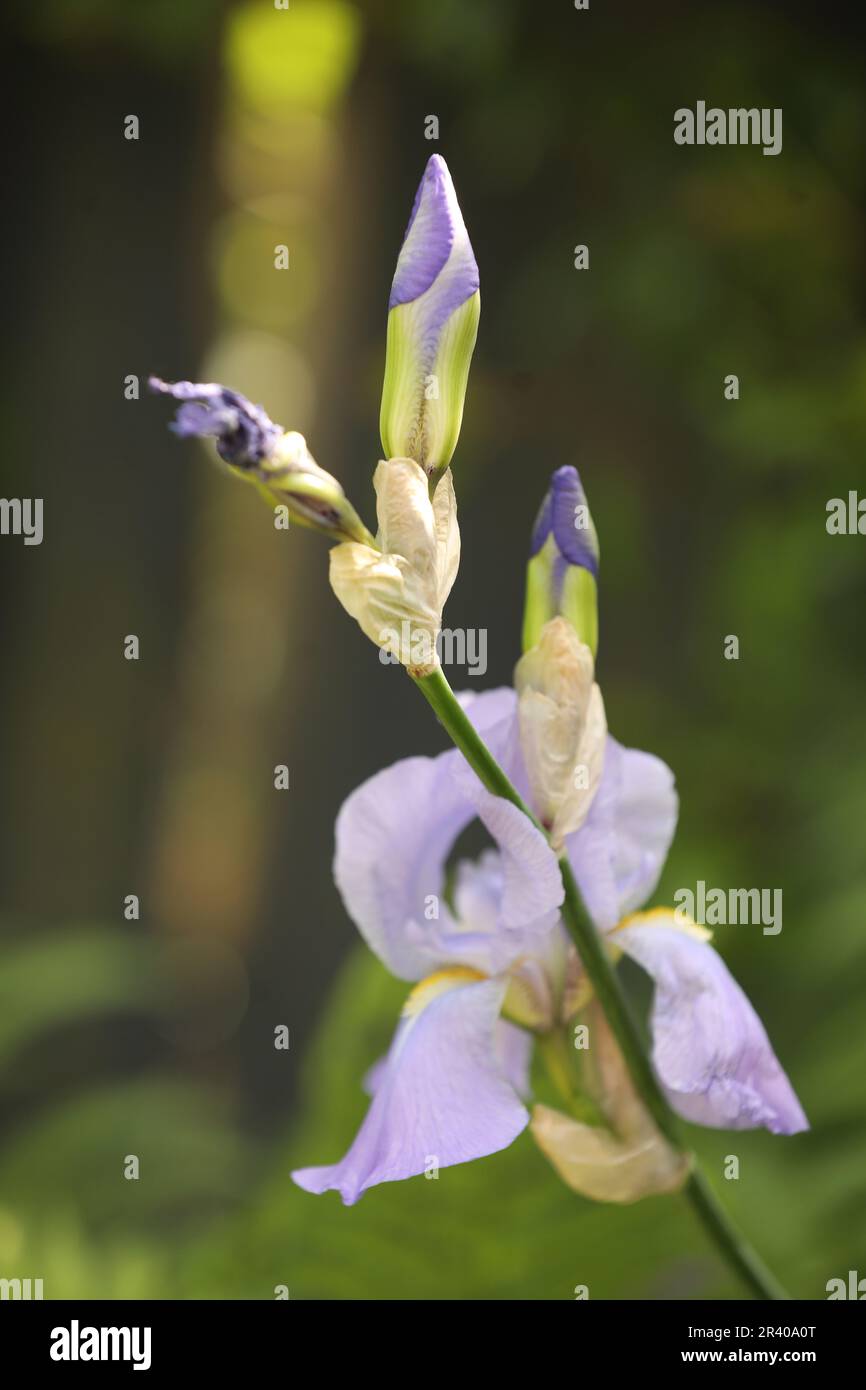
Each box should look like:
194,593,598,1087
293,622,807,1206
151,152,807,1295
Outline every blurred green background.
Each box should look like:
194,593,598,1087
1,0,864,1299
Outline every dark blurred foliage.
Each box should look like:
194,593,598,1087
0,0,864,1296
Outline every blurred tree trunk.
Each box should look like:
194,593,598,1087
0,32,219,924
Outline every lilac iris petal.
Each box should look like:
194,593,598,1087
333,687,558,982
497,1021,534,1100
615,923,809,1135
448,695,674,934
149,377,283,466
363,1019,532,1103
476,796,563,930
334,740,564,983
292,977,528,1204
389,154,478,317
334,753,475,982
362,1053,387,1098
566,737,678,930
408,843,561,978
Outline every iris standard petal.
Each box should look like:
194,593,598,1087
566,736,678,929
333,688,553,984
615,915,809,1135
443,692,564,935
333,753,475,981
475,795,563,929
292,975,528,1204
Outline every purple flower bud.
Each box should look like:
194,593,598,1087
388,154,479,319
530,465,599,577
380,156,480,480
524,466,599,655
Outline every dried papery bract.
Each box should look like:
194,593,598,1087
329,459,460,676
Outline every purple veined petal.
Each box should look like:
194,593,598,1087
333,753,476,981
415,844,557,978
565,736,678,930
615,918,809,1135
447,690,563,939
364,1016,532,1102
476,795,563,930
292,976,528,1204
389,154,478,316
334,689,545,985
564,813,620,932
149,377,283,466
446,691,563,933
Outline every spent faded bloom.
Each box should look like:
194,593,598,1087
523,465,599,655
329,457,460,676
292,664,806,1206
149,378,373,546
380,155,480,484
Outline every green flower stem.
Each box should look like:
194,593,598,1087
413,663,789,1302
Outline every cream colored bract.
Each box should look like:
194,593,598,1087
329,458,460,675
515,617,607,848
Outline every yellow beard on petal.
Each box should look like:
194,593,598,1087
402,966,487,1018
615,906,712,944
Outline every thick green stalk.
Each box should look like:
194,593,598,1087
413,663,789,1301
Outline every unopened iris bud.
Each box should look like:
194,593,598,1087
379,155,480,486
149,378,373,546
522,465,599,655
